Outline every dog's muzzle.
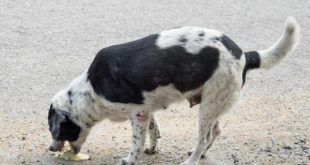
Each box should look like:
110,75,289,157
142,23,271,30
49,140,65,152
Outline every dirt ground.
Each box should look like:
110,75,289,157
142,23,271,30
0,0,309,164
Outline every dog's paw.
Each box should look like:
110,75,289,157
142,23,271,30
180,160,198,165
187,150,206,159
117,158,131,165
144,147,157,155
187,149,193,156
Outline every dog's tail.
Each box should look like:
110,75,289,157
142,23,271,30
244,17,300,70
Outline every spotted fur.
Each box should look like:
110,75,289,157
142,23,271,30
48,17,299,165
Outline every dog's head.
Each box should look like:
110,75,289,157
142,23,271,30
48,104,81,141
48,104,81,152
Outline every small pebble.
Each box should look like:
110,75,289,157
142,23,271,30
299,139,306,144
231,153,239,164
265,146,272,152
283,145,293,150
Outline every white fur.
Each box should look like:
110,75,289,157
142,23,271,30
156,27,224,54
182,53,243,165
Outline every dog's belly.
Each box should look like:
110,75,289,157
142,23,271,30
142,85,183,110
144,84,203,110
98,84,202,116
107,111,131,122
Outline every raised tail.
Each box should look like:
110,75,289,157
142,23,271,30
244,17,300,70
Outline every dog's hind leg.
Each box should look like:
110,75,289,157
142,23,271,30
182,111,217,165
119,110,150,165
181,76,241,165
202,120,221,158
188,120,221,158
145,113,161,154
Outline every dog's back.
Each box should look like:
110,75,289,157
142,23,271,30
88,27,244,106
87,18,299,108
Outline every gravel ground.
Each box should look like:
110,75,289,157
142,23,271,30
0,0,309,164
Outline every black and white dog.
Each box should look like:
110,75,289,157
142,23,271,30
48,17,299,165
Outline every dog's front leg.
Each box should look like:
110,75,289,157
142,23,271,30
145,114,161,154
119,111,150,165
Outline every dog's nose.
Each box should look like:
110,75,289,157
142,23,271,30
48,140,65,152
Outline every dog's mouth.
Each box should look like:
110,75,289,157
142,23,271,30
48,140,65,152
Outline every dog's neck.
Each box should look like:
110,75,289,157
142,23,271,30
52,71,104,129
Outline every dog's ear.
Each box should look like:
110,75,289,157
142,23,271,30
48,104,55,119
48,107,61,140
48,105,57,133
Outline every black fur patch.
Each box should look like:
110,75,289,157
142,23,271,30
88,34,219,104
149,121,155,129
48,105,81,141
244,51,260,69
242,51,261,85
216,35,242,59
68,90,73,105
198,31,205,37
179,36,188,43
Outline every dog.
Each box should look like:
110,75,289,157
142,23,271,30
48,17,299,165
